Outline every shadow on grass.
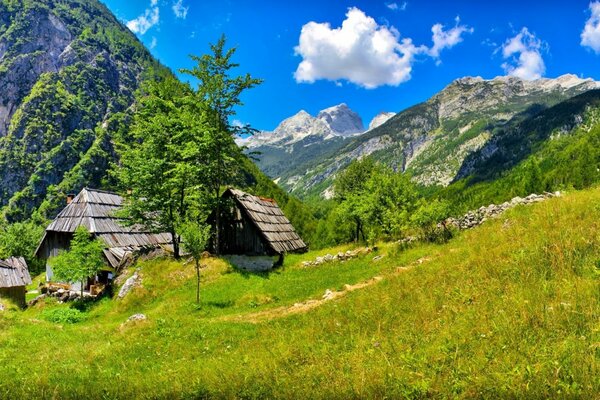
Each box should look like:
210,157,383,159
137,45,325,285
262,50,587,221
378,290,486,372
205,300,235,309
222,262,285,280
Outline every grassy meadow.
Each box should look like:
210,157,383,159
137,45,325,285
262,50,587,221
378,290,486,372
1,188,600,398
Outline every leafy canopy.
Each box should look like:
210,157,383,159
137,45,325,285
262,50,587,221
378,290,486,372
49,226,105,287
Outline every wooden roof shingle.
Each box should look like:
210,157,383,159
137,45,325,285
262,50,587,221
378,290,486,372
226,188,307,254
0,257,32,288
37,188,172,268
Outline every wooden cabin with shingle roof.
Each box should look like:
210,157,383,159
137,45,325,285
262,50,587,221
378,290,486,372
214,188,307,270
0,257,32,307
35,188,172,288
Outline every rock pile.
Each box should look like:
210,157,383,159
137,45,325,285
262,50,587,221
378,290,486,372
302,247,373,267
29,287,93,306
446,192,560,230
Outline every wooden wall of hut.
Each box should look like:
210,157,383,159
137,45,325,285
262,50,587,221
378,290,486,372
37,232,73,281
0,286,26,308
218,204,273,256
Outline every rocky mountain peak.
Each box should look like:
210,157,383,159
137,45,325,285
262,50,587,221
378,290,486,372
243,103,366,148
317,103,364,136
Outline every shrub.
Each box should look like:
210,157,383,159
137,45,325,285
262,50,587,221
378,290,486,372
42,308,86,324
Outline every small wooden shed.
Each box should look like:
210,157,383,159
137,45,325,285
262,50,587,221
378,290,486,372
35,188,172,290
0,257,32,307
215,188,307,269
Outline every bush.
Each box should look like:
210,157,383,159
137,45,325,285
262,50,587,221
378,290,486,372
42,308,86,324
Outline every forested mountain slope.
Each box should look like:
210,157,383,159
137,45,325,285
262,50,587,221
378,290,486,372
0,0,166,221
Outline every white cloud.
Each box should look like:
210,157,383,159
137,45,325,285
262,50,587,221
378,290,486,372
294,8,470,88
386,2,407,11
126,1,160,35
172,0,189,19
501,27,545,80
428,17,473,62
232,119,244,128
581,2,600,53
150,37,157,49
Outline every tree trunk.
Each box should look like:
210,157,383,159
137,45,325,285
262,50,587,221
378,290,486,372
355,219,360,243
214,188,221,255
195,259,201,304
172,230,180,259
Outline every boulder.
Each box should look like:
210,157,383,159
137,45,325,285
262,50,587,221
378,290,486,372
127,313,147,322
118,269,141,299
27,294,46,307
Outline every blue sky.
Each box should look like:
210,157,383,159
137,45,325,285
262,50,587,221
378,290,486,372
102,0,600,131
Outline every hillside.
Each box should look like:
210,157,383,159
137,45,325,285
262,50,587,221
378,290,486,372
282,74,599,199
1,187,599,397
0,0,167,221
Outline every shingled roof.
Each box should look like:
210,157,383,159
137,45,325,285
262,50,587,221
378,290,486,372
36,188,171,268
0,257,32,288
226,188,307,254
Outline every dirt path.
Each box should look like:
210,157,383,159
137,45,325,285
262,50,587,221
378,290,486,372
216,256,432,324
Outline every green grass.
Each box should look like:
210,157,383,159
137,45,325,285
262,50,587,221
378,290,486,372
1,189,600,398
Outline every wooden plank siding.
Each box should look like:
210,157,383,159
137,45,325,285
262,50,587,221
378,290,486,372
0,257,31,307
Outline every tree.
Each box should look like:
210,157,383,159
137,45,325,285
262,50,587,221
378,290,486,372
0,220,46,274
334,158,377,242
115,37,261,258
410,199,452,243
113,74,209,258
49,227,105,296
180,221,211,304
181,35,262,254
333,158,420,243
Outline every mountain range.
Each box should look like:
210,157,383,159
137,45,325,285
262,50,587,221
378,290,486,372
239,104,395,184
249,74,600,199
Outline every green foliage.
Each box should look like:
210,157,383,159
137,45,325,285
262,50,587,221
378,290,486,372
113,75,204,257
115,36,261,257
410,199,452,242
180,35,262,253
41,307,85,324
331,158,420,244
49,226,104,290
0,218,45,273
180,221,211,304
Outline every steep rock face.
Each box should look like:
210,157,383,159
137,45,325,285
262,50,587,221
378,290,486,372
287,74,600,198
0,0,162,220
368,112,396,131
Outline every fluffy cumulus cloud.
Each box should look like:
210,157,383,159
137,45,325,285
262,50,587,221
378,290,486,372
126,0,159,35
581,1,600,53
429,17,473,61
501,27,545,80
294,8,470,89
172,0,189,19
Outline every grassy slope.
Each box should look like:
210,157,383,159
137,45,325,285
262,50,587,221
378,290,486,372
2,188,600,398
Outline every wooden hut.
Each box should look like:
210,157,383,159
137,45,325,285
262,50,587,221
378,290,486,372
35,188,172,290
215,188,307,270
0,257,32,307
